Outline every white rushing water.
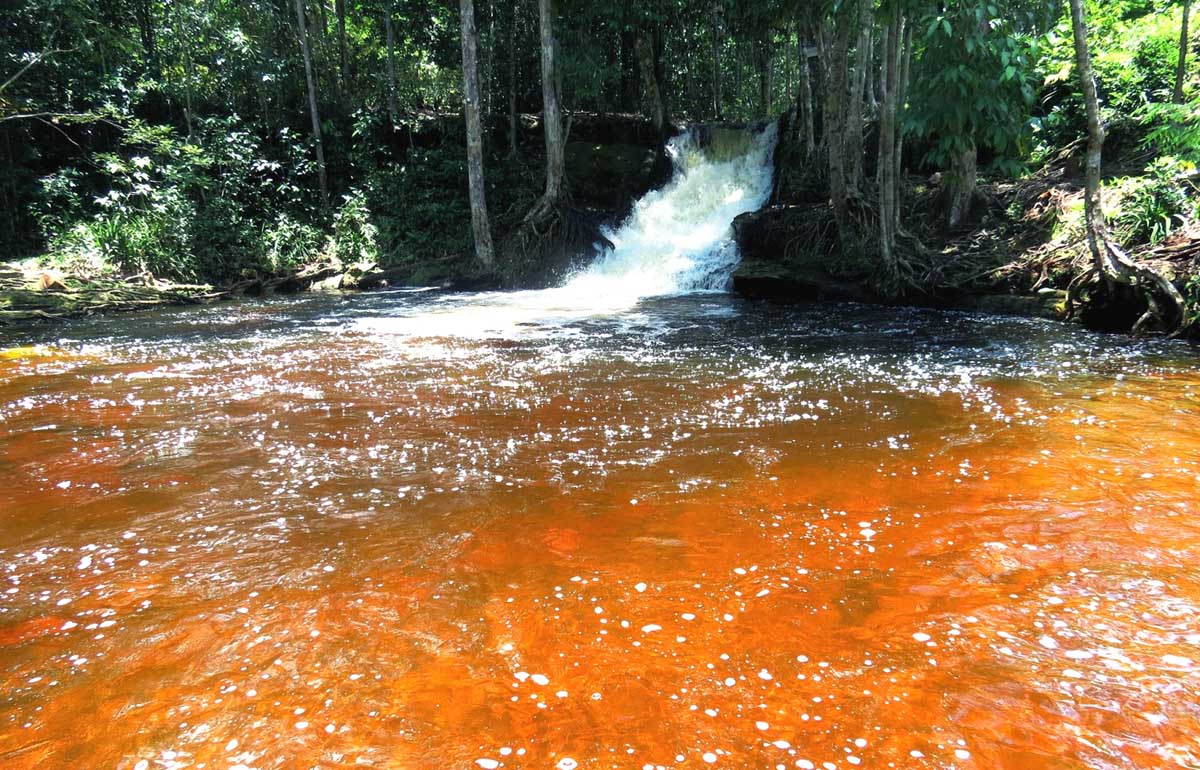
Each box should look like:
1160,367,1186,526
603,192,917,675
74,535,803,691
358,122,778,338
563,121,779,298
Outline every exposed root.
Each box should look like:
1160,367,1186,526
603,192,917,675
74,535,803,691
1097,236,1190,337
1063,267,1098,322
0,269,222,326
501,197,612,286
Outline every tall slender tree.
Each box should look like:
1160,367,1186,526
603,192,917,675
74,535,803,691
336,0,349,97
636,28,667,135
384,3,398,123
294,0,329,208
877,7,905,274
1175,0,1192,104
711,1,724,119
459,0,495,266
532,0,567,215
1068,0,1187,334
508,1,520,157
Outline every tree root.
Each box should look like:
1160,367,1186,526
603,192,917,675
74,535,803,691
1100,238,1190,337
501,197,611,286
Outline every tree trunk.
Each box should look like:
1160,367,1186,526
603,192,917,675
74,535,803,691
734,39,743,112
756,32,774,115
1175,0,1192,103
636,29,666,135
385,5,398,124
711,2,723,119
460,0,495,267
824,20,853,238
845,0,872,192
294,0,330,209
653,26,668,116
895,20,912,231
135,0,160,79
1069,0,1108,275
797,32,815,155
945,142,977,230
176,3,195,139
508,1,520,156
1068,0,1188,334
536,0,566,207
619,30,638,112
864,29,878,114
878,13,903,275
337,0,348,97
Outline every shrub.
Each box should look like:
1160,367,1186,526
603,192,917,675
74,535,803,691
263,214,325,275
1132,33,1179,102
330,189,379,268
1113,157,1195,247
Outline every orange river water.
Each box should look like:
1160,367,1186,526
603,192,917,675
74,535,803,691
0,292,1197,770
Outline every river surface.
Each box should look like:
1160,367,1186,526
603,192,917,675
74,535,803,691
0,291,1198,770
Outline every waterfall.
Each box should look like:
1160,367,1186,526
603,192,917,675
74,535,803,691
561,121,779,299
356,122,778,338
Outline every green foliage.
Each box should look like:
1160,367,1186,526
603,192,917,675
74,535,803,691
1141,100,1200,162
35,115,329,282
1035,3,1188,154
1132,33,1178,100
1184,272,1200,326
366,143,473,269
330,189,379,268
263,214,325,275
1112,157,1195,247
907,1,1055,176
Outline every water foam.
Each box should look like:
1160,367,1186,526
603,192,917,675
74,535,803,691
562,121,779,299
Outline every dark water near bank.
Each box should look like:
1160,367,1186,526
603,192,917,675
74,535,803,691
1,292,1198,770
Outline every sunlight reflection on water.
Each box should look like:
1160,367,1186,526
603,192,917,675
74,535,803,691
0,293,1198,770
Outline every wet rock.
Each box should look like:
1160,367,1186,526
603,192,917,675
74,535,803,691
731,205,871,301
307,274,345,293
945,291,1065,321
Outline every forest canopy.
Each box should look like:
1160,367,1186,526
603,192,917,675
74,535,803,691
1,0,1198,331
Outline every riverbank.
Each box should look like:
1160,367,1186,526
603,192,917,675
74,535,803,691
0,256,390,326
732,117,1200,338
6,112,1199,340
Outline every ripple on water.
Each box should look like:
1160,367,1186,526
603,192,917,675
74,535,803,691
0,294,1198,770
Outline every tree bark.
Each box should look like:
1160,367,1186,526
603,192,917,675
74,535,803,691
636,29,666,135
135,0,160,79
336,0,349,97
294,0,330,208
1175,0,1192,103
619,30,638,112
385,4,398,124
460,0,495,266
535,0,566,208
895,19,912,229
945,141,976,230
711,2,723,119
797,32,815,155
756,32,774,115
176,2,195,138
824,19,853,238
878,13,903,275
734,39,743,111
1068,0,1188,334
845,0,872,192
508,1,519,156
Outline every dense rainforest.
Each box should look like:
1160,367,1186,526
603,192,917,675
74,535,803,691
1,0,1200,335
